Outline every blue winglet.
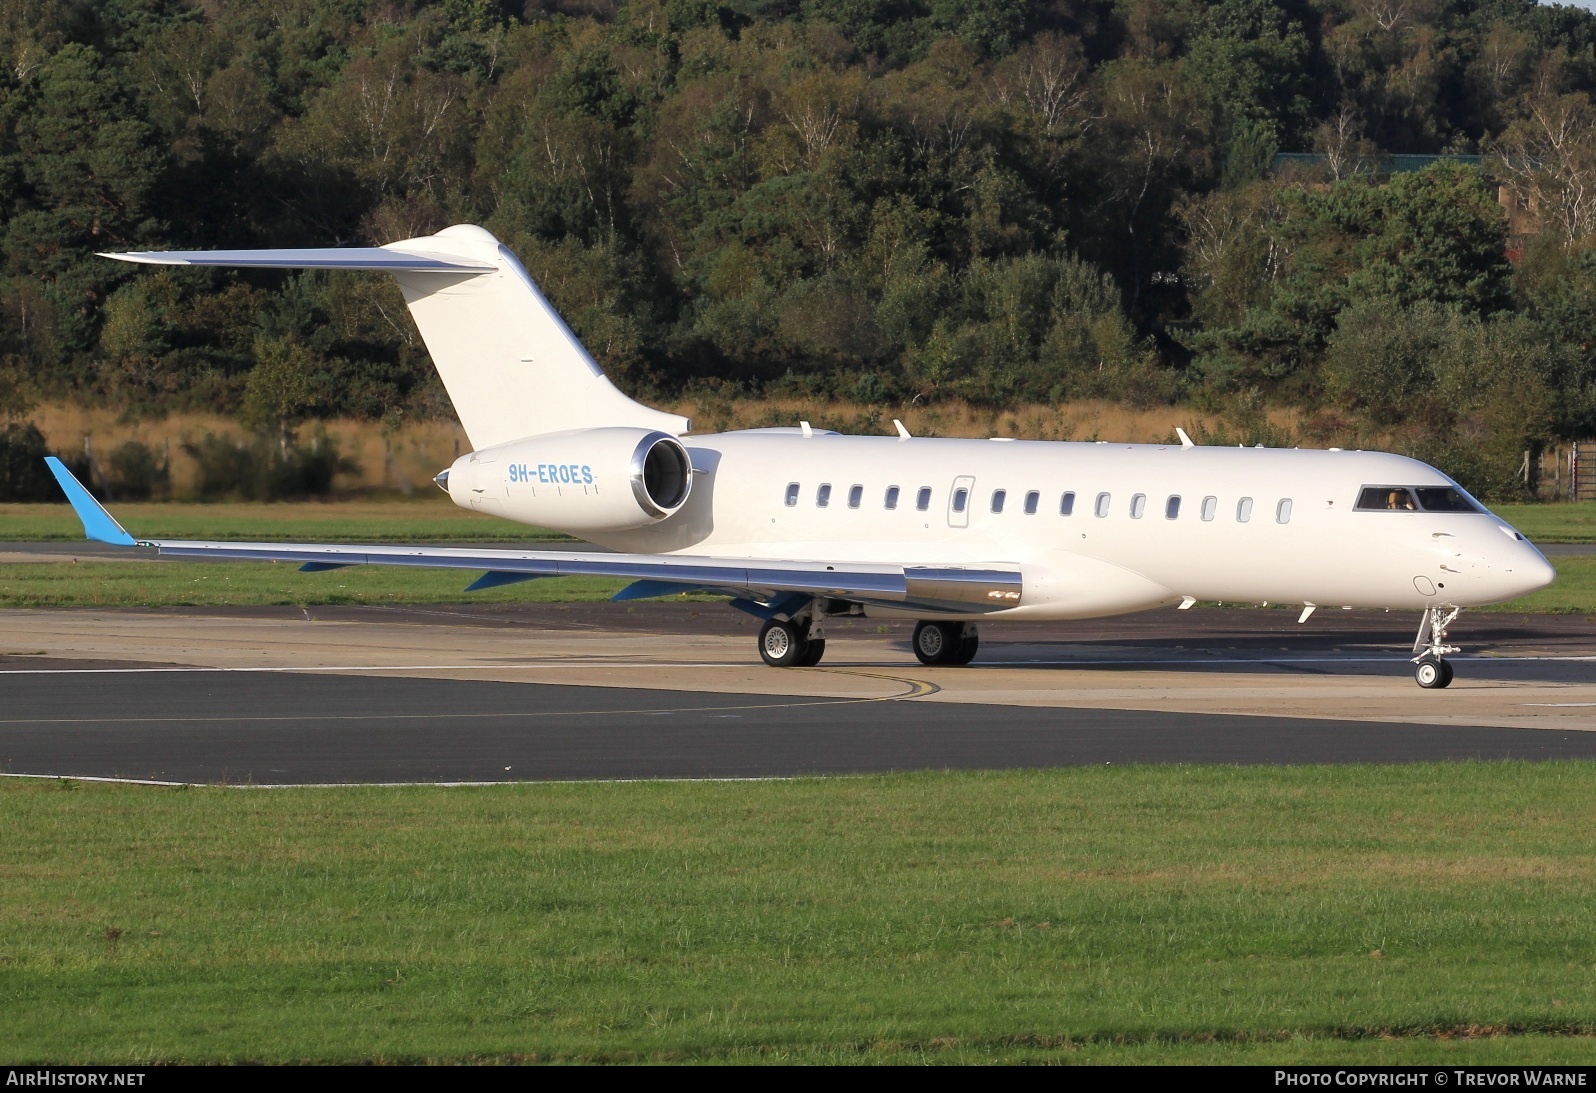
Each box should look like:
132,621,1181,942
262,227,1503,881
43,457,137,547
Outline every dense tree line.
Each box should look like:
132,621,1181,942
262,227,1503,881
5,0,1596,495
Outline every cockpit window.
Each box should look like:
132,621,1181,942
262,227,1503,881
1358,486,1418,511
1414,487,1481,512
1356,486,1481,513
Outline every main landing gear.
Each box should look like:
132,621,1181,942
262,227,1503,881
758,616,826,668
1412,605,1461,689
755,610,981,669
912,621,979,666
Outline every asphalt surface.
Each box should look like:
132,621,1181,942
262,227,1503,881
3,663,1596,785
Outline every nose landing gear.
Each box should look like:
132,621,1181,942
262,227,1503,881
1411,605,1461,689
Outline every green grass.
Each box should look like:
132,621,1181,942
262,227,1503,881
1493,502,1596,543
0,554,1591,611
0,560,650,607
2,765,1594,1063
1,498,1590,543
0,498,566,542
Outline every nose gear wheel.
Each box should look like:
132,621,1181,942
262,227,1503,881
1411,605,1461,689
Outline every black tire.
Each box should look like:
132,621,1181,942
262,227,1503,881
796,639,826,667
1438,658,1454,688
759,619,806,668
1414,656,1445,689
951,631,979,665
912,621,958,665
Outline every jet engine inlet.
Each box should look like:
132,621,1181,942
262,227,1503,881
631,433,693,517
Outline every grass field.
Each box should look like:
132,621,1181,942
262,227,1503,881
1491,502,1596,543
2,498,1594,610
0,498,562,543
2,498,1594,544
1,765,1593,1064
0,560,643,607
0,555,1590,612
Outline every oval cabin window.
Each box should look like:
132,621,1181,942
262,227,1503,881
1130,494,1147,519
848,484,863,509
817,483,832,508
885,486,900,510
1276,498,1293,524
785,482,799,507
916,487,932,511
1024,491,1039,515
1166,495,1181,519
952,488,969,513
1060,491,1076,516
1200,496,1217,521
991,489,1006,513
1236,497,1253,522
1095,492,1111,518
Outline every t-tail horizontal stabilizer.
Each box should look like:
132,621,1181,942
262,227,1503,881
98,224,690,448
44,457,137,547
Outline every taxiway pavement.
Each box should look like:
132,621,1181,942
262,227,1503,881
1,604,1594,784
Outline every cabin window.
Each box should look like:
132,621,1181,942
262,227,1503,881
848,484,863,509
1060,491,1076,516
885,486,900,510
1130,493,1147,519
1276,498,1293,523
817,483,832,508
784,482,799,507
1166,495,1181,520
1200,496,1217,521
916,487,932,511
991,489,1006,513
952,487,969,513
1095,492,1111,518
1236,497,1253,522
1024,490,1039,515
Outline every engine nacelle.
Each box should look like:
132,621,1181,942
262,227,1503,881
441,427,693,534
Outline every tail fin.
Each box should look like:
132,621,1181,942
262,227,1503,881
101,225,690,449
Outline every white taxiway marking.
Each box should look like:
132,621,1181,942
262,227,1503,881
0,771,795,789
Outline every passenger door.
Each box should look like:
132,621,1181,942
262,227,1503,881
948,475,975,528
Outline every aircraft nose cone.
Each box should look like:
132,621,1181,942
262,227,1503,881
433,469,450,492
1513,549,1557,597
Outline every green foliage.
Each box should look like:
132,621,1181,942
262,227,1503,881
0,422,57,502
181,431,355,501
1,0,1595,462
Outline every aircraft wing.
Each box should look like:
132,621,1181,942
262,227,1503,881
43,458,1022,612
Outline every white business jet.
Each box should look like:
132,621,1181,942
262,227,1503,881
48,225,1554,688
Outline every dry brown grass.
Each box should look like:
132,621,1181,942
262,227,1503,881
33,403,470,497
660,396,1305,443
33,398,1305,499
